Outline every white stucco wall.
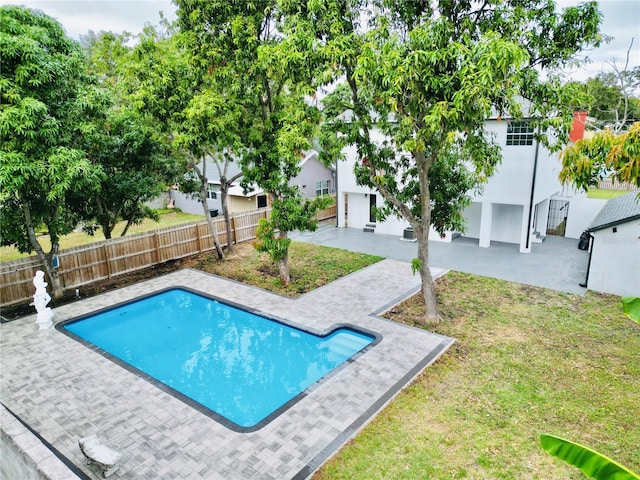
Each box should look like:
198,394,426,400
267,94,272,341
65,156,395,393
490,204,525,244
337,121,567,249
471,120,562,206
462,202,482,238
588,220,640,297
562,196,607,239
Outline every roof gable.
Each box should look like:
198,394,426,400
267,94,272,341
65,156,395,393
588,191,640,232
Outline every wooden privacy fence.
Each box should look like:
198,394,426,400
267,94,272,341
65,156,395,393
0,208,270,307
0,197,337,307
597,179,638,191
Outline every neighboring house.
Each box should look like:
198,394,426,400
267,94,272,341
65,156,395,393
583,191,640,297
337,115,568,252
171,150,333,216
291,150,336,199
226,184,269,214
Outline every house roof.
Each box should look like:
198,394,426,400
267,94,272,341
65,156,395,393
227,184,264,198
588,191,640,232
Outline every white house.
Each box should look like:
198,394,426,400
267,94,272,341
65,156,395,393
337,116,568,252
583,191,640,297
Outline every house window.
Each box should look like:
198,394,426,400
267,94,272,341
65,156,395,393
257,194,268,208
315,180,330,196
207,184,217,199
506,121,534,146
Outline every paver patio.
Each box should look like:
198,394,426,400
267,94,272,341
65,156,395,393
1,260,452,479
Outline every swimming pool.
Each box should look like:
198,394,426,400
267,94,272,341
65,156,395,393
58,287,376,431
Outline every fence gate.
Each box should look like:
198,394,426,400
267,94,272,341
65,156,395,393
547,199,569,236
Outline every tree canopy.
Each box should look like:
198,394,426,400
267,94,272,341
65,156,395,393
0,6,103,297
314,0,602,320
175,0,333,284
76,31,172,239
560,121,640,190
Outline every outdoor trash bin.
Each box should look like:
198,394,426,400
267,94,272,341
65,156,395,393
578,231,590,250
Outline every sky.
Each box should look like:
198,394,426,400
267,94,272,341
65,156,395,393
1,0,639,83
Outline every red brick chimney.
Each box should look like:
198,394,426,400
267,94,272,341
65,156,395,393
569,111,587,143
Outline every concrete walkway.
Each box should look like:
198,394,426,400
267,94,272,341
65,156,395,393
293,226,590,295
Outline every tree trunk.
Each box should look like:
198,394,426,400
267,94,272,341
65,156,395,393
199,185,225,259
416,224,439,321
193,162,225,260
277,229,291,286
22,203,64,299
415,150,440,322
220,184,234,253
278,243,291,286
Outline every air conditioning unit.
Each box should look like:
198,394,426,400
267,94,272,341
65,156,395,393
403,227,416,240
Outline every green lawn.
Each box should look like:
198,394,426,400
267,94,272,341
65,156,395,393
0,211,204,262
587,188,635,200
313,272,639,479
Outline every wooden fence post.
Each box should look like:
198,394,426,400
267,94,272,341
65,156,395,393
195,223,202,253
154,231,161,264
231,216,237,246
103,244,112,278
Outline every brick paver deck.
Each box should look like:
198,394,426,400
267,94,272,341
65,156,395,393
1,260,453,479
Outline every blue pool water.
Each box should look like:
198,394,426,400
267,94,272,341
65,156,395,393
61,288,374,429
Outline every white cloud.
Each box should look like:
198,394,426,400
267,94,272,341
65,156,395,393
0,0,176,39
558,0,640,81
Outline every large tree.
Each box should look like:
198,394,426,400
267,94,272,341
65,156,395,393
127,24,250,259
310,0,602,321
585,71,640,131
176,0,332,285
0,6,103,298
74,31,175,240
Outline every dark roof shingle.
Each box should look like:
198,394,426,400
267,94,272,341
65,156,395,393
588,190,640,232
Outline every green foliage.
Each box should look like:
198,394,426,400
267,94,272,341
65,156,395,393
560,122,640,190
622,297,640,323
540,434,640,480
0,6,103,257
316,0,603,319
410,258,422,276
253,218,291,263
584,69,640,129
176,0,334,274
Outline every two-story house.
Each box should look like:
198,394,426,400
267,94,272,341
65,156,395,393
336,115,567,253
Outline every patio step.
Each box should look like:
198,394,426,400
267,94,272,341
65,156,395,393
363,223,376,233
532,232,546,243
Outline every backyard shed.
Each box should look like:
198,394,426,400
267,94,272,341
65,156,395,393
584,191,640,297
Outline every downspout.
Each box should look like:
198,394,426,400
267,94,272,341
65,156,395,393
525,127,541,250
579,233,594,288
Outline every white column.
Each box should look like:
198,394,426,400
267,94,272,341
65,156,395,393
479,202,493,248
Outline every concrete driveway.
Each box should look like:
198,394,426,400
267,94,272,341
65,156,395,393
292,225,590,295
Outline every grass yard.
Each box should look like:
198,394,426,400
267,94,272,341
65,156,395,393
313,272,640,479
587,188,636,200
0,210,204,262
196,241,383,296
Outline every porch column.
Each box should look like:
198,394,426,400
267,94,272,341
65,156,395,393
479,202,493,248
